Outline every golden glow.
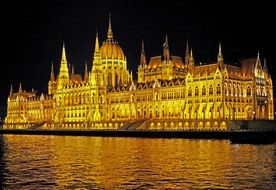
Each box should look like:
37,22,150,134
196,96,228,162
4,17,274,130
100,42,125,60
3,135,275,189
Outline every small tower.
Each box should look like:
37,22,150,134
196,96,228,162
138,40,147,83
9,84,13,97
139,39,147,67
163,34,170,61
50,62,55,81
57,42,70,89
48,61,57,95
91,32,103,86
84,62,89,81
188,48,195,74
184,41,190,67
254,51,263,78
19,82,22,93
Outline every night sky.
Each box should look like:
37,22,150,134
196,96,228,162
0,0,275,107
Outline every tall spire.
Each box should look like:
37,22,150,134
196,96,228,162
140,39,146,67
93,32,101,67
107,13,113,40
84,62,89,81
163,33,170,60
94,32,100,56
218,42,223,59
130,70,133,82
57,42,69,84
184,41,190,65
254,51,262,72
19,82,22,93
50,61,55,81
189,48,194,66
9,84,13,97
62,41,67,63
71,65,74,75
217,42,224,69
188,48,194,74
256,51,261,64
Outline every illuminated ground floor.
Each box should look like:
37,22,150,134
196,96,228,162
3,118,275,131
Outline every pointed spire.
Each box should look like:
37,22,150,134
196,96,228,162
184,41,190,66
163,33,170,60
187,48,194,74
263,58,267,71
62,41,67,63
254,51,262,72
164,33,169,48
140,39,147,67
217,42,224,69
50,61,55,81
9,84,13,97
57,42,69,84
19,83,22,93
94,32,100,55
256,51,261,65
130,70,133,82
189,48,194,66
84,62,89,81
93,32,101,69
186,41,189,54
141,39,145,54
71,65,74,75
219,42,222,56
107,13,113,40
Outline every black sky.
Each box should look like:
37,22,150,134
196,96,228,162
0,0,275,106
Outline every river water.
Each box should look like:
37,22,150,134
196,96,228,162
0,135,275,189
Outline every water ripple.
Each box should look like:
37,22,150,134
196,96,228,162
0,135,275,189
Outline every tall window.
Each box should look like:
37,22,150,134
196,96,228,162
247,86,251,96
209,85,213,95
188,87,192,96
202,86,206,95
216,84,221,94
195,87,199,96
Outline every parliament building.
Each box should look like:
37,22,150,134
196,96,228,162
4,16,274,130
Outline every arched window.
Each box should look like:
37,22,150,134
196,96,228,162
216,84,221,94
195,87,199,96
209,85,213,95
188,87,192,96
202,86,206,95
247,86,251,96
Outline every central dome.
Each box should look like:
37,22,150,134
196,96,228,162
100,41,124,60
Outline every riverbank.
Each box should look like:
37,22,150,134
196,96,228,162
0,128,275,143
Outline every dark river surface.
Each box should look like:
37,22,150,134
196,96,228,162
0,135,275,189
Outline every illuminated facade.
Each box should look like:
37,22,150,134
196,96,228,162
4,16,274,130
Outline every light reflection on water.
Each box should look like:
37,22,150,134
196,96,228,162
0,135,275,189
